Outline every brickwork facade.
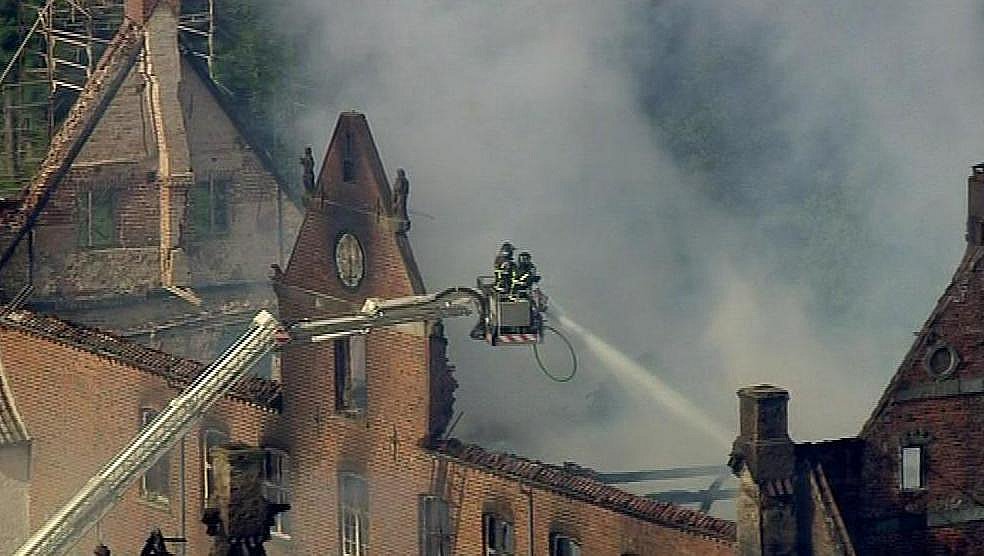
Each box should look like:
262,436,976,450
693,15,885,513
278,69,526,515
733,166,984,555
0,110,737,554
0,3,302,365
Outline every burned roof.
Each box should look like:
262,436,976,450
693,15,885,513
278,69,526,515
433,439,737,543
0,309,281,410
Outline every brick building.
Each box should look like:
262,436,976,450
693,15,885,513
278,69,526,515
731,165,984,554
0,100,738,553
0,0,302,372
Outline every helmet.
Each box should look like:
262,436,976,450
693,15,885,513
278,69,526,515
518,252,532,264
499,242,515,257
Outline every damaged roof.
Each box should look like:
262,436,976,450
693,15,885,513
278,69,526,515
433,439,737,543
0,309,281,410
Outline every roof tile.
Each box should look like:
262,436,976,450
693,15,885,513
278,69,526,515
0,309,280,410
433,439,736,543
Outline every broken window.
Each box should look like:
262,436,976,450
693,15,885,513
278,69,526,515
140,408,170,504
77,188,117,248
901,445,925,490
334,334,367,413
483,514,515,555
343,132,355,182
202,429,229,504
263,449,291,536
549,534,581,556
339,473,369,556
420,495,452,556
187,175,229,238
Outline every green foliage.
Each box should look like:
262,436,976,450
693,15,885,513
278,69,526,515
209,0,301,188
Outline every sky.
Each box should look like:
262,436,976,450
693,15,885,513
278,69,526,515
277,1,984,471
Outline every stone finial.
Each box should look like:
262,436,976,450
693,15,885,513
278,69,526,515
392,168,410,233
300,147,316,195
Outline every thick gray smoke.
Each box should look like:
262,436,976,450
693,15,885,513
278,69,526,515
279,1,984,469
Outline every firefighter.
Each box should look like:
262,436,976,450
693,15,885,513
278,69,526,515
493,242,515,294
511,251,540,298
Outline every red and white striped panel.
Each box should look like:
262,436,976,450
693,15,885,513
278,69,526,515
497,333,540,344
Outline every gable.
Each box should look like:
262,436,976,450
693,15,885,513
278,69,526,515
282,112,425,311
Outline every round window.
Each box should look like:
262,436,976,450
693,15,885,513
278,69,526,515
924,344,958,378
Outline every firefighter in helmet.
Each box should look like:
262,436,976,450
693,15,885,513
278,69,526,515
493,242,516,294
511,251,540,298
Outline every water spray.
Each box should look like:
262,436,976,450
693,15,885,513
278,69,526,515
552,308,733,448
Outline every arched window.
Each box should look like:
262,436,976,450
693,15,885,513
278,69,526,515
483,513,515,555
549,533,581,556
340,472,369,555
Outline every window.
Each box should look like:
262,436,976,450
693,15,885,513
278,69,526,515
140,409,170,504
77,188,116,248
550,534,581,556
342,132,355,182
340,473,369,556
187,175,229,237
901,446,925,490
483,514,514,555
420,495,452,556
263,450,291,536
335,334,367,412
202,429,229,504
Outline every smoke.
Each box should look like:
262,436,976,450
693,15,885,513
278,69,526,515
277,1,984,469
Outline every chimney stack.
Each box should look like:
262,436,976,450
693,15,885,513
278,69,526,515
732,385,797,556
967,164,984,245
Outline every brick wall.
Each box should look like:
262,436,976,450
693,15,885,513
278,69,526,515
2,4,300,305
849,171,984,553
0,326,279,554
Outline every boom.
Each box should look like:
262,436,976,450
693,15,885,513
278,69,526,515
14,288,488,556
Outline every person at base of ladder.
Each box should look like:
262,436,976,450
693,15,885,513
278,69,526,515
493,242,516,294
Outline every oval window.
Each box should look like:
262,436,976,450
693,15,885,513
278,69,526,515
924,344,958,378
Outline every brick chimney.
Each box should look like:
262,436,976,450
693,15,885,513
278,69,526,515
967,164,984,245
731,385,797,556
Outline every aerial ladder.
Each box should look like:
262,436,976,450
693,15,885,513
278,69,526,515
13,275,548,555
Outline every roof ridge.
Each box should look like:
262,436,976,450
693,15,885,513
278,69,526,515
432,438,736,543
0,309,280,410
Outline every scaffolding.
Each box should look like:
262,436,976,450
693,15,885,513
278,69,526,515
0,0,215,195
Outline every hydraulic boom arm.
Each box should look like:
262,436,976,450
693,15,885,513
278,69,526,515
14,288,486,556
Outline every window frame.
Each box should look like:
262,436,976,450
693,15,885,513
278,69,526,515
420,494,452,556
334,334,367,414
263,449,291,538
339,472,369,556
77,188,118,249
549,533,582,556
202,428,229,505
483,513,515,555
139,408,170,505
900,445,926,491
187,174,230,239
